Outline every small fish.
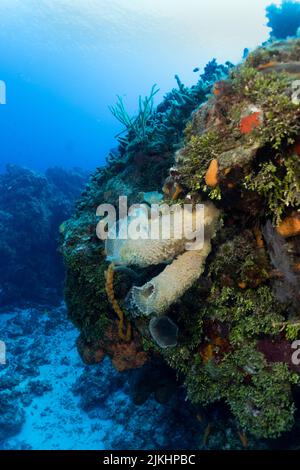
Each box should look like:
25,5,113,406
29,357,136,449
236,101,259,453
203,423,212,446
257,61,300,75
257,61,278,71
237,430,248,448
193,67,200,73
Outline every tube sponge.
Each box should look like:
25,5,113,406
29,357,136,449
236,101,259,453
126,241,212,316
106,205,189,267
149,316,179,348
106,201,219,316
106,202,219,267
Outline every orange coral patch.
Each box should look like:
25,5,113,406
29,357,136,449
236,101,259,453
276,214,300,238
293,140,300,155
171,183,183,201
213,82,223,97
205,159,219,187
254,226,264,248
79,344,105,365
240,112,261,134
200,343,214,363
237,431,248,448
257,61,278,71
105,263,131,342
238,281,247,289
111,342,148,372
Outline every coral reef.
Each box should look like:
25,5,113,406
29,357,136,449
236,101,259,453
0,165,88,307
62,40,300,443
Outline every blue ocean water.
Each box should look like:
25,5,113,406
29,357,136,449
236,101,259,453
0,0,273,172
0,0,296,452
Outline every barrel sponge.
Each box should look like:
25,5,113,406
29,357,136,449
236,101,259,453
126,241,212,316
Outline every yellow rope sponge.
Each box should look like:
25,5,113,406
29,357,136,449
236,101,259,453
105,263,131,341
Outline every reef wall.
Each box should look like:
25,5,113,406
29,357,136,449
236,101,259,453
61,40,300,442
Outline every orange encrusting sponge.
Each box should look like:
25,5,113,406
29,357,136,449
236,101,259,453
205,159,219,187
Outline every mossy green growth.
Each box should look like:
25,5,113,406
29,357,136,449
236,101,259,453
226,358,298,439
209,230,270,286
179,130,222,192
61,217,111,345
184,344,298,438
206,286,284,346
232,65,300,149
230,59,300,223
244,153,300,224
284,322,300,341
163,288,206,376
64,259,110,345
